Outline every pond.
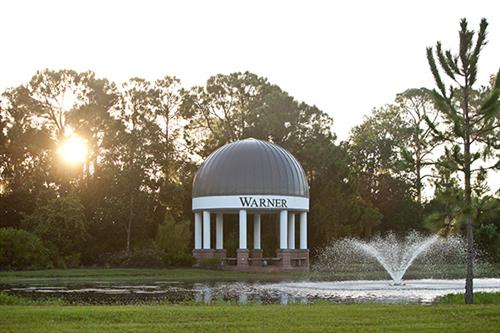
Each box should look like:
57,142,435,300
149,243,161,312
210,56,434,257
3,278,500,305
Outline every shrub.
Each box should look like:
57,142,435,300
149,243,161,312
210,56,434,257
155,213,192,266
0,292,31,305
0,228,51,270
126,246,165,268
200,257,222,270
475,224,500,262
23,196,88,267
102,245,164,268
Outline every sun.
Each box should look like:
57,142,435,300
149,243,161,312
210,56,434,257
58,136,88,164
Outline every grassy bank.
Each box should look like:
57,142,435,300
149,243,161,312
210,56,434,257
438,292,500,304
0,303,498,332
0,268,311,285
1,264,498,286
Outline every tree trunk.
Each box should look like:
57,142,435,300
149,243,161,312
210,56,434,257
464,140,474,304
415,135,422,205
126,190,134,253
463,83,474,305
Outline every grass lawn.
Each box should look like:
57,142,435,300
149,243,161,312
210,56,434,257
0,303,498,333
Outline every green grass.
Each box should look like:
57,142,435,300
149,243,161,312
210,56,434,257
439,292,500,305
0,303,498,332
0,268,312,286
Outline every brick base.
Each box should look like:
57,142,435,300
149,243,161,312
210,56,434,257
193,248,309,272
236,249,250,268
250,249,263,259
192,249,216,267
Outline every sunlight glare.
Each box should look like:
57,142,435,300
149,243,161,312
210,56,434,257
59,136,88,164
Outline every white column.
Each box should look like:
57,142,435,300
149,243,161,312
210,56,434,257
203,210,211,249
216,213,223,250
253,214,261,250
300,212,308,249
239,209,247,249
194,212,202,250
288,213,295,249
279,210,288,249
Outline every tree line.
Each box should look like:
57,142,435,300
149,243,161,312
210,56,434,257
0,19,498,276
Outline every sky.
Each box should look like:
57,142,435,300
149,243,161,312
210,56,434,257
1,0,499,141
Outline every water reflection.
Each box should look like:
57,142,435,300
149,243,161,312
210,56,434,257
2,278,500,305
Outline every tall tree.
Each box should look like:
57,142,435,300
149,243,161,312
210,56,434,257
396,88,441,204
116,78,160,252
426,18,500,304
349,106,422,233
151,76,187,217
181,72,268,156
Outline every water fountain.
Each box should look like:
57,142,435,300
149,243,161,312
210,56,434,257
340,232,439,285
313,231,467,284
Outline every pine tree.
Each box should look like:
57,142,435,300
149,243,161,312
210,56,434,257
426,18,500,304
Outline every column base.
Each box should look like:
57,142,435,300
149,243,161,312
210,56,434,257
276,249,309,271
250,249,263,259
292,249,310,270
276,249,292,269
192,249,216,267
236,249,250,270
214,249,227,259
249,249,263,267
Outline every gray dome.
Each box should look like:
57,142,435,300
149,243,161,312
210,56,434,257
193,138,309,198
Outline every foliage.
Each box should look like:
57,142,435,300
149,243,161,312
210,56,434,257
0,292,65,305
348,106,422,233
0,228,51,270
155,213,192,266
473,198,500,262
426,18,499,303
199,258,222,270
395,88,441,204
102,245,165,268
475,224,500,262
0,292,30,305
23,197,88,267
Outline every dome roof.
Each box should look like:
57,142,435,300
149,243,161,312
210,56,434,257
193,138,309,198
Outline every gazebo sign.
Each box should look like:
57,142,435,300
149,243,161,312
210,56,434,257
192,195,309,211
191,138,310,272
239,197,287,208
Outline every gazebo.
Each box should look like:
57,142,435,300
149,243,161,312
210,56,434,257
192,138,310,272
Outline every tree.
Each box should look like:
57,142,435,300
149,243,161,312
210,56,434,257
151,76,188,218
426,18,500,303
396,88,441,204
348,106,424,233
115,78,161,252
181,72,269,156
0,86,55,195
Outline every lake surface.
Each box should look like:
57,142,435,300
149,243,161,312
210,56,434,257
3,278,500,304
